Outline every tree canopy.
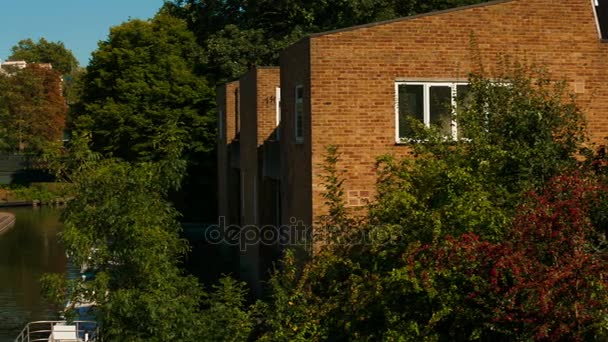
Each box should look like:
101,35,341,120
165,0,490,82
0,64,67,153
9,38,79,74
251,67,608,341
74,13,215,162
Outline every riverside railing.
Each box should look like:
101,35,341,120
14,320,98,342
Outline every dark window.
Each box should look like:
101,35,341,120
295,85,304,142
396,82,467,141
596,0,608,39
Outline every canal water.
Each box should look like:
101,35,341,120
0,207,66,342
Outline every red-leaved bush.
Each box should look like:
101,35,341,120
410,174,608,340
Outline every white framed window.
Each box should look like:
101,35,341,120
395,81,469,142
275,87,281,140
294,85,304,143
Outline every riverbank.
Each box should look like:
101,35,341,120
0,183,72,208
0,199,69,208
0,212,15,234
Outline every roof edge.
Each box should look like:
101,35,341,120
309,0,514,38
253,66,280,70
215,79,240,91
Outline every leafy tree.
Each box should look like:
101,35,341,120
165,0,490,83
0,64,67,153
9,38,79,74
75,12,215,163
42,157,253,341
71,12,221,222
369,65,586,245
255,68,603,340
396,174,608,340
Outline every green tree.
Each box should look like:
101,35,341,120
256,67,598,340
165,0,489,83
9,38,79,74
75,12,215,162
42,158,254,341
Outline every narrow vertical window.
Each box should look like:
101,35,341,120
294,85,304,143
234,88,240,136
429,85,452,137
276,87,281,140
594,0,608,39
397,84,423,138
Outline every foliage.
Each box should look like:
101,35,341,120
396,174,608,340
0,64,67,153
165,0,489,83
198,277,253,341
74,12,215,162
315,145,361,248
0,182,72,203
42,158,253,341
370,66,586,245
57,159,202,341
253,69,607,341
9,37,79,74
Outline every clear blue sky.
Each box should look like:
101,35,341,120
0,0,167,67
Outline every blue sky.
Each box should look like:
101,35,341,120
1,0,167,67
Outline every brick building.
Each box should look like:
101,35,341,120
217,67,281,293
218,0,608,290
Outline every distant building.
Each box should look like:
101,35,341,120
1,60,27,69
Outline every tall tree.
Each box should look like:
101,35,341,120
0,64,67,153
9,38,79,74
165,0,490,83
75,12,215,163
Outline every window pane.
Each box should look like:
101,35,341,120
429,86,452,137
295,86,303,141
456,85,471,139
456,85,470,104
596,0,608,39
398,84,423,139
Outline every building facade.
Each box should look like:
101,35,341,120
217,67,281,294
219,0,608,289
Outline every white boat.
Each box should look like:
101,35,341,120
14,320,98,342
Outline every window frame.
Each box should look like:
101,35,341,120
394,81,468,143
593,0,608,39
275,87,281,140
294,85,304,143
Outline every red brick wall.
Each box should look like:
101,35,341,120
280,0,608,229
256,68,281,145
280,38,314,239
238,67,280,226
235,67,280,295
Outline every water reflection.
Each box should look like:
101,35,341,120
0,207,65,342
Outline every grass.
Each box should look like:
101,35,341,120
0,182,73,204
